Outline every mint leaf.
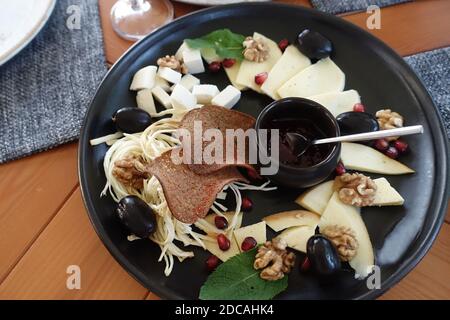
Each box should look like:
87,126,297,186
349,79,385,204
186,29,246,60
199,249,288,300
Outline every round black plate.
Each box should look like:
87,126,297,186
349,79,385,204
79,3,449,299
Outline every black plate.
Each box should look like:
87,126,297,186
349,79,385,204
79,3,449,299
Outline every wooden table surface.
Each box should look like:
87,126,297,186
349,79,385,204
0,0,449,300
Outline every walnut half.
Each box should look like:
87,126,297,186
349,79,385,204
321,225,359,261
376,109,404,141
157,55,188,74
254,238,295,281
336,173,377,207
242,36,270,63
112,154,149,190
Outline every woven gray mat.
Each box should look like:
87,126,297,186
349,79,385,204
310,0,411,15
0,0,107,163
405,47,450,138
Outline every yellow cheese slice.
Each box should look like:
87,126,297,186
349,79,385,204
233,221,267,252
277,225,316,253
203,235,240,262
295,180,335,215
263,210,319,232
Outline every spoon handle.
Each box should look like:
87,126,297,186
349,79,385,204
313,125,424,145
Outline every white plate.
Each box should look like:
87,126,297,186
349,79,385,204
0,0,56,66
174,0,270,6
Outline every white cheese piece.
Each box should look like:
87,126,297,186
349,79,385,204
236,32,282,93
175,41,189,60
136,89,156,115
263,210,319,232
129,66,157,91
341,143,414,175
170,84,197,110
224,61,247,91
203,235,240,262
277,57,345,98
319,192,374,279
233,221,267,252
151,86,172,109
157,67,182,84
179,74,200,91
307,90,360,117
261,45,311,99
278,225,316,253
192,84,220,104
155,76,171,92
295,180,335,215
372,178,404,206
211,85,241,109
182,47,205,74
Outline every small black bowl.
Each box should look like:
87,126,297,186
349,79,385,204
255,97,341,188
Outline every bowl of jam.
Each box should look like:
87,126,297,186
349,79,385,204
255,97,341,188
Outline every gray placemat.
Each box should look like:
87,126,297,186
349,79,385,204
310,0,411,15
0,0,107,163
405,47,450,138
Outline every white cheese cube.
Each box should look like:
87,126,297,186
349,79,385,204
136,89,156,115
175,41,189,60
170,84,197,110
129,66,157,91
192,84,220,104
182,47,205,74
155,76,171,92
151,86,172,109
211,85,241,109
179,74,200,91
157,67,182,84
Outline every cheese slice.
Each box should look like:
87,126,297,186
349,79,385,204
295,180,335,215
224,61,247,91
277,57,345,98
341,143,414,175
372,177,404,206
261,45,311,99
307,89,360,117
203,235,240,262
263,210,319,232
136,89,156,115
277,226,316,253
236,32,282,93
319,192,374,279
130,66,157,91
233,221,267,252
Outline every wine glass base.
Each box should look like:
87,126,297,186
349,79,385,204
111,0,174,42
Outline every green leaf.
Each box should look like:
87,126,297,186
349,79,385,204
199,249,288,300
185,29,246,60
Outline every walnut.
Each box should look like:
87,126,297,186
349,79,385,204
157,55,188,74
254,238,295,281
321,225,359,261
242,36,269,62
112,154,149,190
376,109,404,141
336,173,377,207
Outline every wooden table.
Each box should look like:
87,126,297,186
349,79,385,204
0,0,449,300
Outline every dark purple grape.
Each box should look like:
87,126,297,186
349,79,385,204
116,196,156,238
307,234,341,276
113,107,152,133
297,29,333,60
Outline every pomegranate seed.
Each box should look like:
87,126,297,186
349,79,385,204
300,257,311,272
374,138,389,152
254,72,268,85
222,58,236,68
247,168,261,180
241,197,253,211
208,61,222,73
217,234,230,251
205,255,220,271
241,237,257,252
385,146,399,159
214,215,228,230
393,139,408,153
353,103,365,112
278,38,289,52
335,162,346,176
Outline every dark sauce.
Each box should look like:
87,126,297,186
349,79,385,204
268,118,333,167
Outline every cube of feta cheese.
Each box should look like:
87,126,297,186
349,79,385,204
175,41,189,60
136,89,156,114
182,47,205,74
179,74,200,91
211,85,241,109
171,84,197,110
151,86,172,109
130,66,157,91
157,67,182,84
155,76,171,92
192,84,220,104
